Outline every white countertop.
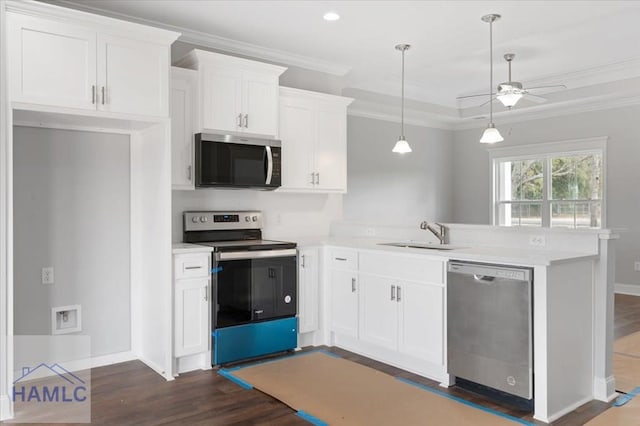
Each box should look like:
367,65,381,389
297,237,598,266
172,243,213,255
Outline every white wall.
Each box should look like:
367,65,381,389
343,115,454,225
172,190,342,242
13,127,131,357
452,105,640,286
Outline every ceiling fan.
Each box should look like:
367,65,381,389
458,53,567,108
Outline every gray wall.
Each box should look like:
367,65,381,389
344,116,454,224
13,127,131,357
452,105,640,286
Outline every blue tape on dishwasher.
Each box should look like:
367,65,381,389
211,266,223,274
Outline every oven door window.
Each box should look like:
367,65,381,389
215,256,296,329
200,141,267,186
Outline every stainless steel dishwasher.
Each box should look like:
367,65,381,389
447,261,533,408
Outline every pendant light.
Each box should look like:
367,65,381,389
393,44,412,153
479,14,504,144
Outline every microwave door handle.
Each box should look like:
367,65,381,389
265,145,273,185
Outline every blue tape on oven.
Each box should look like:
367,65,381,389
211,266,223,274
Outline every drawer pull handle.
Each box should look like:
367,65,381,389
397,286,402,302
351,278,356,293
185,266,202,270
335,257,347,261
390,285,396,301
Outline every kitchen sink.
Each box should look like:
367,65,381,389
377,242,459,251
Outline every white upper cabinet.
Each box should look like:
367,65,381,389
6,3,178,117
171,67,197,190
175,49,286,138
8,14,97,110
97,34,169,117
279,87,353,193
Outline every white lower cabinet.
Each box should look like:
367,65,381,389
327,248,447,383
329,249,359,338
298,247,320,334
173,251,211,371
174,277,209,357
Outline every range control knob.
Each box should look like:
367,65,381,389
191,216,199,223
245,216,251,222
252,216,258,222
199,216,208,223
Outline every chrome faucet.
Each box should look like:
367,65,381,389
420,221,447,244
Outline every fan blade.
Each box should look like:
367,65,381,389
477,97,497,107
525,84,567,91
456,92,495,100
523,93,547,104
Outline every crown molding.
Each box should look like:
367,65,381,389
454,93,640,130
347,100,456,131
47,0,351,76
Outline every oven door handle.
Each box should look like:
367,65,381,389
216,248,297,261
265,145,273,185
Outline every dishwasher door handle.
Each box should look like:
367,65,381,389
473,274,495,282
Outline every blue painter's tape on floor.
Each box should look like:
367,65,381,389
395,377,534,426
296,410,328,426
614,386,640,407
218,369,253,390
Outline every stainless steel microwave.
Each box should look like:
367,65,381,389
194,133,281,189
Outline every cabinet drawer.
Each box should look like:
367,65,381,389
175,255,210,279
328,248,358,270
360,252,444,284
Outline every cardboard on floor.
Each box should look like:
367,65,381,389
614,331,640,357
229,352,525,426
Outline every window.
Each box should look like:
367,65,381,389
491,138,606,229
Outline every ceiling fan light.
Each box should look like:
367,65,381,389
480,124,504,144
497,92,523,108
392,137,412,153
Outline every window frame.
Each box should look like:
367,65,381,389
489,137,607,229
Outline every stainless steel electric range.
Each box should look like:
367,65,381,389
183,211,298,365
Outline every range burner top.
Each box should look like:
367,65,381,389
182,211,296,252
196,239,297,252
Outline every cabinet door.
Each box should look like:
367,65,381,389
97,34,169,117
314,106,347,191
171,68,196,190
298,248,319,334
359,274,399,349
330,269,358,338
8,14,97,110
398,281,444,365
279,97,316,190
242,72,279,137
202,67,242,133
174,277,209,357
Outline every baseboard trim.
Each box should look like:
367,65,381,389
12,350,137,380
615,283,640,296
0,394,11,421
538,395,594,423
138,356,174,381
594,375,618,402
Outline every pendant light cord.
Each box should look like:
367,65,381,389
489,19,493,125
401,48,405,138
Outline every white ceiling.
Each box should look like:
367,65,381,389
51,0,640,120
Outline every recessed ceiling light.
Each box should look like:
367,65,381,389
323,11,340,21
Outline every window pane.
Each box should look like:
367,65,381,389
519,203,542,227
499,203,541,227
576,202,601,228
551,202,574,228
551,154,602,200
498,159,543,202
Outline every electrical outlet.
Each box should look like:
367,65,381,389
41,267,54,284
529,235,546,247
634,262,640,272
365,228,376,237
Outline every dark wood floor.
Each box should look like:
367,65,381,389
6,294,640,425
